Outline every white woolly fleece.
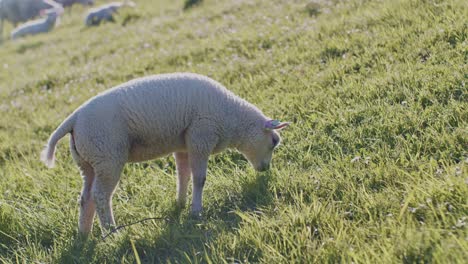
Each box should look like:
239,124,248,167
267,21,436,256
41,73,270,167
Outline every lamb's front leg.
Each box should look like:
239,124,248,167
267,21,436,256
189,153,209,216
186,123,217,216
174,152,191,207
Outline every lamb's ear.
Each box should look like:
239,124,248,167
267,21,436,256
264,120,290,131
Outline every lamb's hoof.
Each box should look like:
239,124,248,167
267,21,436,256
176,200,186,209
77,231,91,241
189,210,203,220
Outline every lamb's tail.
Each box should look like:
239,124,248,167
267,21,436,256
40,112,77,168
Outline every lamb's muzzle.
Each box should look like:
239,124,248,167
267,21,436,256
40,73,289,235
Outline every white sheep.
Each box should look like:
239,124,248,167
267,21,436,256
0,0,62,39
84,1,135,27
10,7,63,39
41,73,289,235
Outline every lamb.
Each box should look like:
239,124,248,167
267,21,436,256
84,1,135,26
10,7,63,39
0,0,62,38
40,73,290,235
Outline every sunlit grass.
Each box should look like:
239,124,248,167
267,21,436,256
0,0,466,262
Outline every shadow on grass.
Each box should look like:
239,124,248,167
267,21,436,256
183,0,203,10
57,235,99,263
143,171,274,262
15,41,44,54
57,171,273,263
236,171,274,210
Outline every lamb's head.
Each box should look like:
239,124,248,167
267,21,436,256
41,6,63,23
238,120,289,171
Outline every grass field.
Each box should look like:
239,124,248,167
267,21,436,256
0,0,467,262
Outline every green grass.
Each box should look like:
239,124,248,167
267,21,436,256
0,0,467,262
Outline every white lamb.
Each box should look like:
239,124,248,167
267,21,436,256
41,73,289,235
84,1,135,26
0,0,62,39
10,7,63,39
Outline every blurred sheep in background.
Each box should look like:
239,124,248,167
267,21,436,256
84,1,134,27
10,6,63,39
0,0,62,38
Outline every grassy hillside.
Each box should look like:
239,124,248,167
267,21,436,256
0,0,466,262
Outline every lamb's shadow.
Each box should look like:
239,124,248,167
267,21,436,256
57,235,99,263
233,171,274,211
15,41,44,54
136,171,273,262
125,171,274,262
57,171,273,263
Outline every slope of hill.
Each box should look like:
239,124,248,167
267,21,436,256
0,0,466,262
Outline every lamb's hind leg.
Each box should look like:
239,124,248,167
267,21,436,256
174,152,191,207
70,135,96,235
92,162,124,233
78,162,96,235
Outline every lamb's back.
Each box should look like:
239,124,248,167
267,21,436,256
86,73,239,147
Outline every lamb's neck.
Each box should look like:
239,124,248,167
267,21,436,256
224,99,266,149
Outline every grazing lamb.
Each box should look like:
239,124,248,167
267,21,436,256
41,73,290,235
84,1,135,26
0,0,62,38
11,7,62,39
